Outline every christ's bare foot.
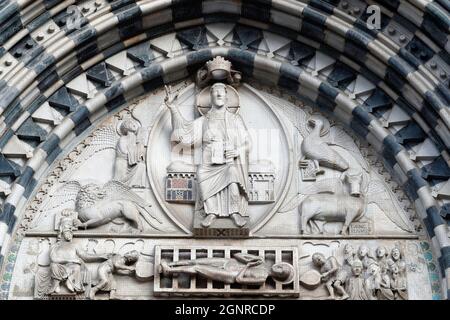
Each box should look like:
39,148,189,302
231,213,247,227
201,214,217,228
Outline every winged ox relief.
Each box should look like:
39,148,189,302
261,92,413,235
279,170,413,235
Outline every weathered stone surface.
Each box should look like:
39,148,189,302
0,2,448,300
48,87,79,112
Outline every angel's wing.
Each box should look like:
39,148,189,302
326,126,369,172
367,180,412,232
260,92,310,138
102,181,163,230
30,181,81,229
278,178,344,213
60,126,119,181
302,178,344,195
278,194,305,213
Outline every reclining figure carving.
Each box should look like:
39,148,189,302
159,253,295,286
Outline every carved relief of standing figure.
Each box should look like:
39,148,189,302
375,246,394,300
387,247,407,300
165,82,251,228
114,118,147,188
390,263,408,300
345,259,371,300
358,245,376,272
365,263,382,300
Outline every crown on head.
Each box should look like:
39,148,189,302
206,56,231,74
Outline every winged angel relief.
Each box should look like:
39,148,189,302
263,94,412,235
30,116,163,232
59,117,147,187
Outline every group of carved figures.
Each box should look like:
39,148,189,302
250,79,407,236
35,210,141,299
306,244,407,300
34,56,412,237
27,57,415,300
34,211,409,299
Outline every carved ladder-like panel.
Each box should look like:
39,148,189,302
154,246,299,297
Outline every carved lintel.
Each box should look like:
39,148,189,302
154,246,299,297
301,244,408,300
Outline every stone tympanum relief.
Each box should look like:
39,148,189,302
9,238,432,299
154,246,298,297
262,92,416,236
299,242,410,300
146,61,292,237
58,114,148,188
32,212,149,300
166,82,252,231
8,57,432,300
23,57,415,238
25,105,177,235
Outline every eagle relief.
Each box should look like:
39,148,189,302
12,57,430,300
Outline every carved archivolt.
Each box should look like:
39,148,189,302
0,0,450,297
0,58,433,300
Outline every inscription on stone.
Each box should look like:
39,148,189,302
349,222,372,235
